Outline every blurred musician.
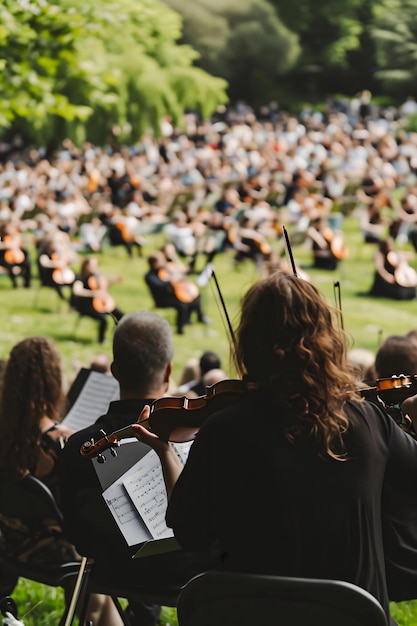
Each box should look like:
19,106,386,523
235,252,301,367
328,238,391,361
145,251,209,335
37,232,76,300
71,256,124,344
0,221,32,288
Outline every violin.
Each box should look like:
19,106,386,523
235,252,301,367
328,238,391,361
360,374,417,437
50,252,76,285
87,275,116,313
80,379,248,461
157,264,199,304
3,235,25,265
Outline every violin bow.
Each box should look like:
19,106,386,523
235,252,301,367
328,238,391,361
282,226,298,277
203,262,242,377
333,280,344,331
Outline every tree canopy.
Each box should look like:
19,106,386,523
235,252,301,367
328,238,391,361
164,0,300,105
0,0,228,147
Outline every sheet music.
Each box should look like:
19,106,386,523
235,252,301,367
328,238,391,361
62,371,120,431
102,451,153,546
101,440,192,546
123,450,174,540
172,441,193,464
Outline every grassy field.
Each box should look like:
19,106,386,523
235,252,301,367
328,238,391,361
3,214,417,624
2,214,417,386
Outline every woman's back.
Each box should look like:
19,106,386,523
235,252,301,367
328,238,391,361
167,393,417,618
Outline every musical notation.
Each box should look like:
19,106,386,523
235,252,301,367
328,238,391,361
63,370,119,431
123,450,174,540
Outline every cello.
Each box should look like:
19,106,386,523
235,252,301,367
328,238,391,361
157,263,200,303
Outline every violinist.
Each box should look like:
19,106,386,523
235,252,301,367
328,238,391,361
0,336,122,626
233,214,272,271
307,213,348,270
0,221,32,288
367,237,417,300
70,256,124,344
145,251,209,335
37,231,76,300
132,271,417,625
58,312,210,626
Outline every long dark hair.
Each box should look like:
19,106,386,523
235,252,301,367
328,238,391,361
234,272,360,460
0,337,64,478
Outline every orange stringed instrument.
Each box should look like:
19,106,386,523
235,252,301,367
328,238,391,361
360,374,417,437
322,227,348,260
87,275,116,313
50,252,75,285
3,235,25,265
157,265,199,303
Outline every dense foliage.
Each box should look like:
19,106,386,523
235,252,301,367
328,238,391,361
3,0,417,146
0,0,228,148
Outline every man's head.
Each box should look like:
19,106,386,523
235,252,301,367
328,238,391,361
111,311,174,397
199,351,221,377
375,334,417,379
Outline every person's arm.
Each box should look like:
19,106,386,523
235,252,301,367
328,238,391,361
72,278,104,299
131,405,183,500
374,250,395,284
401,395,417,434
39,253,61,268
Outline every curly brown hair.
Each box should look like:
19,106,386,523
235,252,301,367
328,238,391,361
0,336,64,478
234,271,361,460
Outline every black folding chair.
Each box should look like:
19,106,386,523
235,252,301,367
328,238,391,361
0,474,89,626
176,571,388,626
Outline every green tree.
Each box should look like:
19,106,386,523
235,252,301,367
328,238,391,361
269,0,365,68
371,0,417,95
0,0,95,145
0,0,228,148
163,0,300,106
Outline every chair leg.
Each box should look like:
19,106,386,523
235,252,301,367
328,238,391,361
59,556,90,626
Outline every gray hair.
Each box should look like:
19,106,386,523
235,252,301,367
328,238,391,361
112,311,174,394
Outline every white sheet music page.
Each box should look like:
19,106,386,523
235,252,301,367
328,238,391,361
123,449,174,540
62,371,120,431
102,449,153,546
122,442,192,540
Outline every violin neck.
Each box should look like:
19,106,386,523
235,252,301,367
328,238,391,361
112,424,137,441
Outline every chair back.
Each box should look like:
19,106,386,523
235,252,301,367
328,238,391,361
0,473,84,624
176,571,388,626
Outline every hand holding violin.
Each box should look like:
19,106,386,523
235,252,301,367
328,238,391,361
401,395,417,434
131,405,171,454
132,405,184,500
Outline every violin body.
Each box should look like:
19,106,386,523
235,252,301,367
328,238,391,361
52,266,76,285
3,235,25,264
50,252,75,285
80,379,248,459
360,374,417,438
157,266,199,303
87,275,116,313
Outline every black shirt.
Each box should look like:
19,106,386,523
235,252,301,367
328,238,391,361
166,392,417,623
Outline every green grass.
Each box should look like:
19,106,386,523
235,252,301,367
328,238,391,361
3,215,417,624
